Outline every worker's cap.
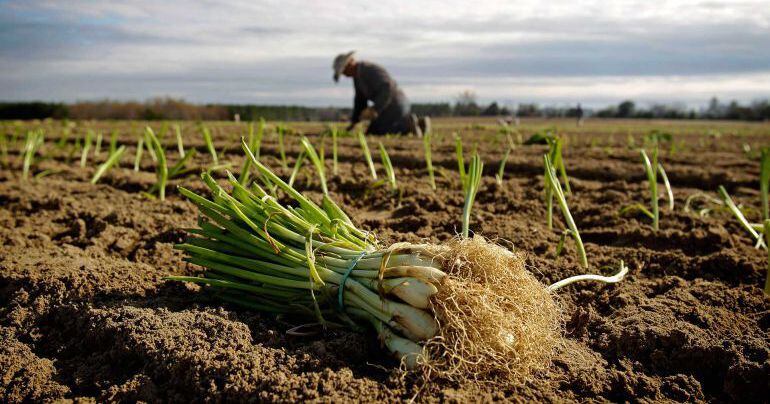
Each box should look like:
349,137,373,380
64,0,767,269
332,50,355,82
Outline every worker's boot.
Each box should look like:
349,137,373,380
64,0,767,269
409,113,422,137
419,116,431,135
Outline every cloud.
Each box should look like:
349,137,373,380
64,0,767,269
1,0,769,106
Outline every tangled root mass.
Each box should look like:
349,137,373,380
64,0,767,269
422,236,561,385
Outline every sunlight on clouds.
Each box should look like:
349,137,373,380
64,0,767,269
1,0,769,105
404,72,770,107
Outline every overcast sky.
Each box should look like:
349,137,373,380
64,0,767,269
1,0,769,108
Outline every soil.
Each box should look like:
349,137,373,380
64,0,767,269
1,119,769,402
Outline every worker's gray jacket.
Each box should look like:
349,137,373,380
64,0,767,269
351,61,408,124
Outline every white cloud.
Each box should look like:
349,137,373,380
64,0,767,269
1,0,769,106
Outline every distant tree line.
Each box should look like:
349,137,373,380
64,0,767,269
1,96,768,121
0,102,69,120
0,98,351,121
593,98,770,121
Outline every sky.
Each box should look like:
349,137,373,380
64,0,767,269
1,0,769,108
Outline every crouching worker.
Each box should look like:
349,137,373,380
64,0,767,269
333,51,418,135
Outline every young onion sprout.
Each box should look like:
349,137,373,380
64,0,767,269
318,132,326,168
628,139,674,229
496,146,511,186
80,130,93,168
94,132,103,157
0,129,8,168
277,124,288,169
544,154,588,268
56,124,70,150
461,154,483,238
718,185,765,248
378,142,397,191
657,162,674,211
455,135,466,186
763,219,770,296
147,149,197,196
300,136,328,195
239,118,265,185
175,124,185,158
133,137,144,172
288,149,306,187
158,122,169,140
109,130,119,155
201,125,218,165
423,130,436,190
357,131,377,179
331,125,339,176
543,137,573,230
91,145,126,184
546,137,571,194
761,148,770,221
640,148,660,231
22,130,44,180
145,127,168,201
143,129,157,162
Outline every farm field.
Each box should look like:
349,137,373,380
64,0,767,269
1,117,769,402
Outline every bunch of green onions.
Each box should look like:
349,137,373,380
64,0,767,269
168,139,447,366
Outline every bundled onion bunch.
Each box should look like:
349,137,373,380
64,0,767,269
168,139,560,384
